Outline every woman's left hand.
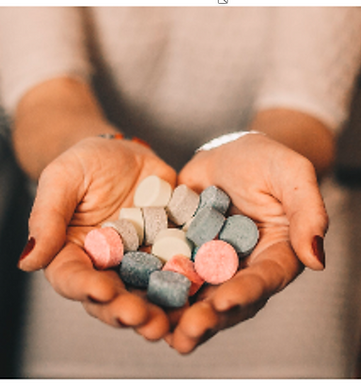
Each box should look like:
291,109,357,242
164,132,328,353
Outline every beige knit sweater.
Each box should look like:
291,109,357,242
1,7,361,168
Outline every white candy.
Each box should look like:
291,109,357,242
152,228,193,262
119,207,144,245
134,175,172,208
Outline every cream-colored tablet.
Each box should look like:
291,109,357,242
101,219,139,252
119,207,144,245
152,228,193,262
133,175,172,208
166,184,200,226
142,207,168,245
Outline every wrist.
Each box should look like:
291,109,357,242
250,109,335,176
196,131,266,153
97,133,151,149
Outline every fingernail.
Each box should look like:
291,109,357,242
312,236,325,268
18,237,36,267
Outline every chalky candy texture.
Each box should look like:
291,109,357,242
163,254,204,296
120,251,163,288
152,228,193,262
142,207,168,245
186,206,225,246
133,175,172,208
219,214,259,257
84,227,124,270
182,216,194,233
148,270,191,308
166,184,200,226
195,240,239,284
119,207,144,245
197,185,230,215
101,219,139,252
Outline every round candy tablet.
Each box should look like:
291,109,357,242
101,218,139,252
194,240,239,285
197,185,230,215
119,207,144,245
142,207,168,245
133,175,172,208
186,206,225,246
163,254,204,296
152,228,193,262
219,214,259,257
119,251,163,288
84,227,124,270
147,270,191,308
166,184,200,226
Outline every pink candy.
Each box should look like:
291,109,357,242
84,227,124,270
163,254,204,296
194,240,239,285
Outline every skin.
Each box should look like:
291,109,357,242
15,77,332,352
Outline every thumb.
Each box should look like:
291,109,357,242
280,160,328,271
18,161,82,271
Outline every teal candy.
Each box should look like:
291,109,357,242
191,245,200,261
219,214,259,257
119,251,163,288
147,270,191,308
186,206,225,247
197,185,230,215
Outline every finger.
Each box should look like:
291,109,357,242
277,157,328,270
177,151,212,193
166,304,190,332
135,303,170,341
167,301,219,354
212,241,303,312
18,159,84,271
127,287,172,340
83,292,150,328
44,242,123,303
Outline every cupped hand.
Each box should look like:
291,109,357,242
165,132,328,353
18,135,177,340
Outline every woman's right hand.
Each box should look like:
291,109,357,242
18,135,177,341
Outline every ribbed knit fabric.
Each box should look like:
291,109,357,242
1,7,361,378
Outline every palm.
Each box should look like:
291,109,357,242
166,134,327,353
32,137,177,339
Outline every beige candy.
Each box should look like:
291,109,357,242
134,175,172,208
152,228,193,262
101,219,139,252
166,184,200,226
119,207,144,245
142,207,168,246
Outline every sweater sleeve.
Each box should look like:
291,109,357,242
255,7,361,133
0,7,92,117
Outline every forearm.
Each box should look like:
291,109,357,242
13,77,118,180
250,108,336,177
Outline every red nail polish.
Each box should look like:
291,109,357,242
312,236,325,268
18,237,35,266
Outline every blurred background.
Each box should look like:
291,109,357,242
0,107,32,378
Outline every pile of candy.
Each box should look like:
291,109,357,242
84,175,259,308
